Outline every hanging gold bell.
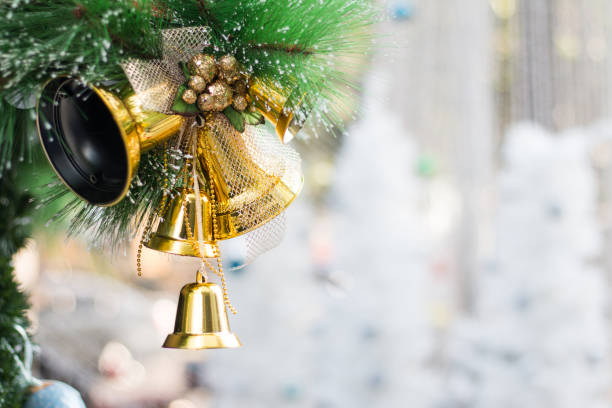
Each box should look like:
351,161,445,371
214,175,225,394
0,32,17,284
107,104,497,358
36,76,183,206
163,273,241,349
146,189,217,258
145,113,301,257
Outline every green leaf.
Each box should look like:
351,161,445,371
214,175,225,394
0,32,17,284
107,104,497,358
171,85,199,115
223,106,245,133
179,61,191,81
243,110,265,126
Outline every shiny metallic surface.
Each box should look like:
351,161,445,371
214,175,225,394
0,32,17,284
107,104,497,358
36,77,184,206
122,92,184,152
88,87,141,206
163,280,241,350
248,79,306,143
145,120,300,257
145,189,217,258
197,122,299,237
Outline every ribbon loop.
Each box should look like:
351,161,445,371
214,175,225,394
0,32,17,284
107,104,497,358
121,27,211,114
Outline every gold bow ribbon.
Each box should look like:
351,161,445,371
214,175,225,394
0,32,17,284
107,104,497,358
121,26,211,114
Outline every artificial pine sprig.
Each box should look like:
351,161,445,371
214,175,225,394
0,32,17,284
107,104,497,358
53,145,186,251
0,0,378,248
1,0,167,247
0,161,33,408
0,0,162,172
162,0,378,134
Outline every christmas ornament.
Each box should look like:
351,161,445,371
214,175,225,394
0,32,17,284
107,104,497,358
35,46,300,208
188,53,218,82
6,324,86,408
24,382,86,408
233,95,248,112
181,88,198,105
207,80,233,111
248,79,308,143
1,0,378,350
217,54,239,83
177,52,251,122
37,77,184,206
198,93,216,112
176,52,256,129
163,271,241,350
188,75,207,93
144,112,300,258
390,1,416,21
233,80,248,96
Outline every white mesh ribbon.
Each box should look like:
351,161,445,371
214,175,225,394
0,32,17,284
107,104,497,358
201,115,302,269
121,27,211,114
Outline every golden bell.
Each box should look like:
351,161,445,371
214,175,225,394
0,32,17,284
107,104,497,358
163,274,241,349
145,115,301,257
146,189,217,258
248,78,308,143
36,76,184,206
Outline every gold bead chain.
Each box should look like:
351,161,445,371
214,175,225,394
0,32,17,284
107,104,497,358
137,147,171,277
182,186,219,279
205,150,237,315
180,160,217,276
182,131,236,314
135,128,237,315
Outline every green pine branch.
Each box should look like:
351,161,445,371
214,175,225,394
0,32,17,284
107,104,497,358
0,0,379,248
245,42,315,56
0,161,33,408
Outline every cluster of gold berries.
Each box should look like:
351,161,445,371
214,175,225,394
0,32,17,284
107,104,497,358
181,54,249,113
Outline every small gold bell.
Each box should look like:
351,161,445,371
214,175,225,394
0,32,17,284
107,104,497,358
145,189,217,258
163,272,241,350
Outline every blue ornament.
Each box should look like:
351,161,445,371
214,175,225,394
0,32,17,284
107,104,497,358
7,325,84,408
228,258,245,273
24,381,86,408
281,383,302,401
390,1,415,21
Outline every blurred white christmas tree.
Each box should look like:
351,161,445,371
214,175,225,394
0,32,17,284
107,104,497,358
443,124,612,408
